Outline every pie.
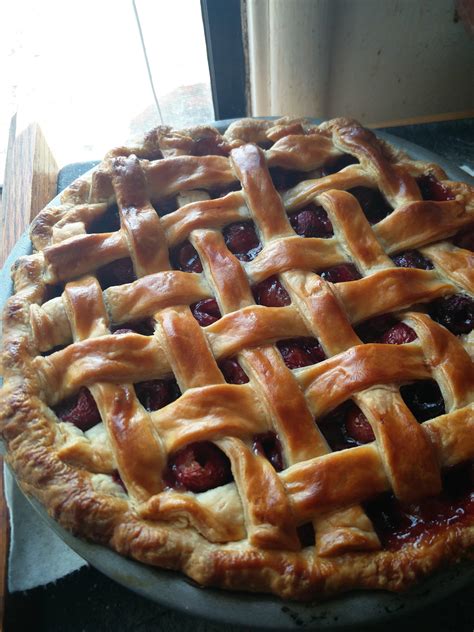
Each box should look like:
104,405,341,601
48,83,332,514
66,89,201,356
1,117,473,600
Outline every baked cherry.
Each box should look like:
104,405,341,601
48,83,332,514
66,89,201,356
253,432,284,471
88,203,121,234
277,337,325,369
318,402,373,451
112,470,127,492
416,174,454,201
321,154,358,176
349,187,392,224
365,461,474,550
112,318,155,336
98,257,136,289
355,314,398,343
391,250,433,270
223,221,262,261
218,358,249,384
171,241,203,273
319,263,361,283
453,228,474,251
55,387,101,431
269,168,307,191
380,322,417,344
167,441,232,492
190,298,222,326
44,283,65,302
154,197,178,216
344,407,375,444
428,295,474,335
400,380,445,422
135,378,180,412
209,181,242,198
296,522,316,548
253,276,291,307
290,204,333,238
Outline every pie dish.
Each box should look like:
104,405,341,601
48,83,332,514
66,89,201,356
0,117,473,601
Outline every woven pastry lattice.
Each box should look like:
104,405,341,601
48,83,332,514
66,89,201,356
1,118,473,599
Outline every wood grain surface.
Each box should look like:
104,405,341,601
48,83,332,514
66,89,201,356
1,113,58,267
0,114,58,631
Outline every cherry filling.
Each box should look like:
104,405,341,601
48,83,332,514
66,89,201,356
112,318,155,336
218,358,249,384
209,181,242,198
112,470,126,492
365,460,474,550
321,154,358,176
190,298,222,326
319,263,361,283
166,441,232,492
400,380,445,422
134,378,180,412
416,174,455,201
98,257,136,289
253,276,291,307
153,197,179,216
380,322,417,345
349,187,392,224
269,168,308,191
54,387,101,432
297,522,316,548
453,228,474,252
252,432,284,471
277,337,325,369
44,283,65,302
171,241,203,273
88,203,121,234
289,204,333,238
428,295,474,335
223,221,262,261
355,314,399,343
318,402,375,452
391,250,433,270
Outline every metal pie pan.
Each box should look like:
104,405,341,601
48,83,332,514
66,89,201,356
1,121,473,630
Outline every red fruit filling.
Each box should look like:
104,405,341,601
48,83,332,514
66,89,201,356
98,257,136,289
218,358,249,384
134,378,180,412
289,204,333,238
428,294,474,335
391,250,433,270
321,154,358,176
319,263,361,283
171,241,203,273
277,337,325,369
269,168,308,191
318,402,374,451
223,221,262,261
190,298,222,326
453,228,474,251
54,387,101,431
416,174,455,201
400,379,445,422
252,432,284,471
209,181,242,198
365,461,474,550
167,441,232,492
296,522,316,548
380,322,417,345
153,197,179,216
253,276,291,307
349,187,392,224
112,318,155,336
44,283,65,302
112,470,126,491
355,314,398,343
88,203,121,233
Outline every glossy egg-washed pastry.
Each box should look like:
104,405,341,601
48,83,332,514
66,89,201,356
0,117,473,600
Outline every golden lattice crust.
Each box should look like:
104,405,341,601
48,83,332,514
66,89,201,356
1,117,473,600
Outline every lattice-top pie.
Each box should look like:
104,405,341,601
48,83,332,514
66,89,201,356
1,117,473,600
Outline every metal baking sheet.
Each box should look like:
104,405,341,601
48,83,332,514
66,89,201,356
1,122,473,630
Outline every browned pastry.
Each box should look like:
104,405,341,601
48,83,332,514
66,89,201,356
1,117,473,600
